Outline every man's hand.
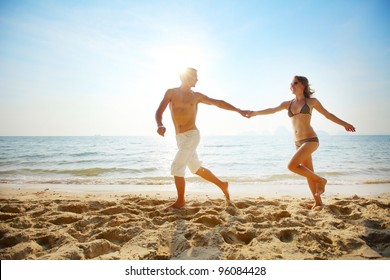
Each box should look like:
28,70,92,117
157,126,166,136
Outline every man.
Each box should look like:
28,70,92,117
155,67,249,210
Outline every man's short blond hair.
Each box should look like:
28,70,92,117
180,67,197,82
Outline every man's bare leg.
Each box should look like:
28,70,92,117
195,167,230,200
165,176,186,210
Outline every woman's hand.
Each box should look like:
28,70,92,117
344,123,356,132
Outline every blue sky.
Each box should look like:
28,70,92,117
0,0,389,136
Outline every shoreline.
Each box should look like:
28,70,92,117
0,183,389,201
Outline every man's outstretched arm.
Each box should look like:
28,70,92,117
198,93,250,117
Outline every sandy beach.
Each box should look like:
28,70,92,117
0,184,389,260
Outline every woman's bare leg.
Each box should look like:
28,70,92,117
288,142,327,204
288,142,321,180
301,156,323,208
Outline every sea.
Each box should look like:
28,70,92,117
1,135,389,190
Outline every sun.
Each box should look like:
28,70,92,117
149,44,212,86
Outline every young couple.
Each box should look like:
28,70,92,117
155,68,355,210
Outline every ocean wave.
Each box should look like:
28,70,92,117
0,167,159,177
70,152,100,157
2,174,389,186
204,144,246,148
362,179,390,185
0,177,173,186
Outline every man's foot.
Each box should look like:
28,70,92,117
225,198,236,208
220,182,230,201
164,200,185,211
315,178,327,196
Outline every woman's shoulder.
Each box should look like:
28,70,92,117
280,100,291,109
307,97,320,105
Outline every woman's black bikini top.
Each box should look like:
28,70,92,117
288,98,311,118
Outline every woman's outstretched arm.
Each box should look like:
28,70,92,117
312,98,356,132
249,101,289,117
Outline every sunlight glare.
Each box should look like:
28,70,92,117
150,44,211,87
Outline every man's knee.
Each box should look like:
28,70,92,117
190,163,203,175
194,167,203,175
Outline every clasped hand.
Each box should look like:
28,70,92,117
239,110,253,118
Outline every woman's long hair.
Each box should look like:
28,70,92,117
295,76,315,98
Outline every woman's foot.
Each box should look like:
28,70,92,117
311,202,324,210
315,178,327,196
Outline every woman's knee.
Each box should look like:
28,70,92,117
287,161,297,171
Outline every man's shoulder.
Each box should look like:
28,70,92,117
164,88,178,98
166,87,178,93
192,91,205,98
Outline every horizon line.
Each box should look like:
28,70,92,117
0,133,389,137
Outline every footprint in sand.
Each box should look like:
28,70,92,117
0,204,25,214
36,234,67,251
136,198,167,207
180,207,201,216
151,217,166,226
364,219,386,230
220,230,255,245
67,228,88,243
205,210,220,215
57,203,87,214
234,201,252,209
327,205,352,215
98,206,128,215
327,205,363,221
193,215,224,228
0,233,29,249
266,210,291,222
297,232,334,250
277,229,297,243
93,228,138,245
184,231,195,240
312,232,333,247
261,200,281,207
0,213,18,221
9,217,33,229
79,239,120,259
359,231,390,257
48,214,83,225
87,201,116,211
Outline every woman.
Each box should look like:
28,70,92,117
249,76,355,208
